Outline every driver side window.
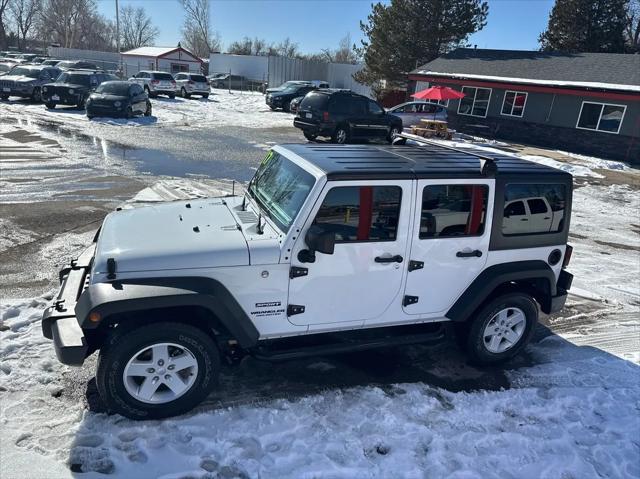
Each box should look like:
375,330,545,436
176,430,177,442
368,100,384,115
314,186,402,242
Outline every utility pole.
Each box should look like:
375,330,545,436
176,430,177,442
115,0,122,76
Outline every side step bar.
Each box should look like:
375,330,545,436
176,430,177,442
251,326,446,362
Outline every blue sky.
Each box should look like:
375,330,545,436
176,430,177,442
97,0,555,54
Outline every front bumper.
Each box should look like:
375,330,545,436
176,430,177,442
86,105,126,117
43,90,84,105
42,244,95,366
0,86,33,97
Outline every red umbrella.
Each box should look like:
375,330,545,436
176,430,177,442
412,85,465,101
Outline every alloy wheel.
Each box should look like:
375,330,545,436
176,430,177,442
482,307,527,353
123,342,199,404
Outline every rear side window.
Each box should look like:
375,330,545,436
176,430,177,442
314,186,402,242
503,184,566,236
301,92,328,110
420,185,488,238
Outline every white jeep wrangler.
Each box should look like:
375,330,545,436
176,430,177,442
43,134,574,419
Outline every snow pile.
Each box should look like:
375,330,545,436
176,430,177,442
0,89,293,130
1,295,639,479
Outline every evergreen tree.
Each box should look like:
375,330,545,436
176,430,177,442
355,0,488,88
539,0,627,52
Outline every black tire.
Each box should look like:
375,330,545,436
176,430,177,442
144,101,152,117
0,95,8,101
76,97,86,110
387,125,402,143
169,93,176,99
125,106,134,119
45,102,56,109
283,100,291,112
181,88,190,99
96,322,220,420
304,132,317,142
332,125,350,144
31,87,41,103
269,105,277,111
462,292,538,365
202,94,209,99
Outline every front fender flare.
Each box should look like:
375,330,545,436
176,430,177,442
75,277,259,348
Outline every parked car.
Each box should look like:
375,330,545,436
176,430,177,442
42,135,574,419
129,71,177,98
41,59,61,67
42,70,116,109
289,95,304,114
210,74,248,90
174,72,210,99
29,56,49,64
294,89,403,143
0,65,61,101
86,81,151,119
0,62,15,75
387,101,448,127
56,60,99,71
265,80,311,94
266,83,317,112
17,53,38,62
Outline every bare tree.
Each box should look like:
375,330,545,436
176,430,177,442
10,0,40,50
120,5,158,51
0,0,11,49
626,0,640,51
226,36,269,55
274,37,299,57
321,33,360,64
180,0,220,57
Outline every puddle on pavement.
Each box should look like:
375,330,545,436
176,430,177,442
1,116,253,182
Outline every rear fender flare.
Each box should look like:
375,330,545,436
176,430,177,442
446,261,557,322
75,277,259,348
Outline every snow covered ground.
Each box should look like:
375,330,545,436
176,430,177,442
1,99,639,478
0,89,294,130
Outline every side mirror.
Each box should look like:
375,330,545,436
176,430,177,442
298,225,335,263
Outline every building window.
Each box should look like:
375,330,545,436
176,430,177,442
501,91,528,117
171,63,189,73
419,185,488,239
458,86,491,117
314,186,402,242
576,101,626,134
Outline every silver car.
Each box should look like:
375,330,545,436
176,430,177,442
129,71,177,98
387,101,448,127
174,72,210,99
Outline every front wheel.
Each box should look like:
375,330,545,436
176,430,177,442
96,322,220,420
461,292,538,365
387,126,402,143
332,125,349,144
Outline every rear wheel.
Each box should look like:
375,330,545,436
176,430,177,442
45,102,56,109
461,292,538,365
30,87,41,103
144,101,152,117
332,125,350,144
181,88,190,99
96,322,220,419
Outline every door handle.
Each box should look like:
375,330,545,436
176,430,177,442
456,250,482,258
375,255,403,263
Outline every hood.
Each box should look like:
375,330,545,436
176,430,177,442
93,199,250,277
46,82,88,90
1,75,36,83
89,93,127,102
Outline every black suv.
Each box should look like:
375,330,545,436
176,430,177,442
266,84,317,112
42,70,116,109
294,90,403,143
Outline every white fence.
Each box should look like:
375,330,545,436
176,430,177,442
209,52,372,97
47,47,120,71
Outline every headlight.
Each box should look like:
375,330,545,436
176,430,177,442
43,86,48,92
68,88,74,94
114,101,121,107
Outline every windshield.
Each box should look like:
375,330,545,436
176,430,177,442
95,82,129,95
8,66,39,78
248,151,315,232
58,73,91,85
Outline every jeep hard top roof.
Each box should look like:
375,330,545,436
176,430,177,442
279,141,573,181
